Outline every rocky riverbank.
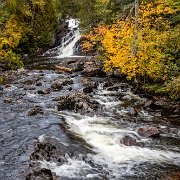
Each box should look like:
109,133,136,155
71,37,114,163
0,56,179,179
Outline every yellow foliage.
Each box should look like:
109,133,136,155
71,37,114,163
83,0,179,80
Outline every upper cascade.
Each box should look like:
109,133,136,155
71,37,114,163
43,19,81,57
67,19,79,30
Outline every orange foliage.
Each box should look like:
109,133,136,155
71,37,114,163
83,0,179,80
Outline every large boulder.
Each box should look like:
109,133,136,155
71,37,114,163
55,92,99,113
26,136,63,180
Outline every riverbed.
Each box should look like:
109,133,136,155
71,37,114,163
0,57,180,180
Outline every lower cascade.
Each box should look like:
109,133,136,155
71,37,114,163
37,82,180,179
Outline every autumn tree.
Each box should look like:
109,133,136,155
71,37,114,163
83,0,180,98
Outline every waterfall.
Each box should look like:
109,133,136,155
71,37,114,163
43,19,81,57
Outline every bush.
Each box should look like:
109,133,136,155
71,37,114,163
166,76,180,100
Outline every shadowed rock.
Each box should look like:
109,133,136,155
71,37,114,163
51,78,73,91
26,136,64,180
37,88,51,95
55,92,99,113
27,106,44,116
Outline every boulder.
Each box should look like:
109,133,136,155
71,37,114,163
26,136,63,180
55,65,73,73
137,127,160,138
61,78,73,86
4,98,13,103
51,78,73,91
144,100,153,107
165,171,180,180
36,82,42,86
83,86,94,93
37,88,51,95
120,135,137,146
27,106,44,116
127,107,139,116
56,92,99,113
26,168,59,180
82,67,100,77
69,60,84,72
81,77,97,87
154,99,167,106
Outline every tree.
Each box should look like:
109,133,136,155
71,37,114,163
83,0,180,98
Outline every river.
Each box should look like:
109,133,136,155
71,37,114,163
0,19,179,180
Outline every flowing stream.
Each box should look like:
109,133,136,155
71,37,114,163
0,19,179,180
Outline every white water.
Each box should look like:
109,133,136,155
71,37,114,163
58,29,81,58
43,19,81,58
38,83,180,179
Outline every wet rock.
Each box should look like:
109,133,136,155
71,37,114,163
83,86,94,93
51,78,73,91
154,99,167,106
144,100,153,107
21,78,40,85
113,69,123,77
55,65,73,73
26,136,65,180
106,86,119,91
159,127,179,135
51,81,63,91
37,88,51,95
173,105,180,114
137,127,160,138
0,86,3,91
81,77,97,88
120,135,137,146
5,84,11,88
30,137,65,164
27,106,44,116
23,86,36,90
61,78,73,86
36,82,42,86
165,171,180,180
56,92,99,113
67,59,84,72
127,107,139,116
73,61,84,72
82,67,100,77
4,97,13,103
26,168,59,180
153,112,162,117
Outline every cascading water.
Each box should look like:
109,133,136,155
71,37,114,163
43,19,81,58
37,81,180,179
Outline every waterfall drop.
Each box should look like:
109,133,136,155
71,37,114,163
43,19,81,58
